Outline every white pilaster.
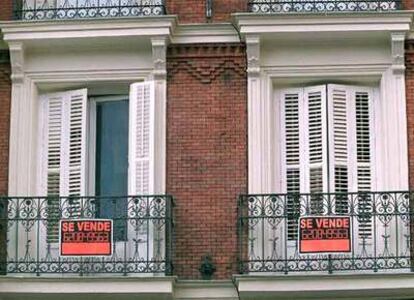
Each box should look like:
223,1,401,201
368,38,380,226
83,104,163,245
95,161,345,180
151,36,168,194
379,33,409,190
8,42,27,196
246,35,262,194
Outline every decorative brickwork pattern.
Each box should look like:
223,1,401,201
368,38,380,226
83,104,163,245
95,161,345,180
167,44,247,279
166,0,248,23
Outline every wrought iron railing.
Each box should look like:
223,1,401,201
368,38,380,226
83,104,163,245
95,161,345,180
0,195,173,275
13,0,166,21
238,192,413,274
248,1,402,13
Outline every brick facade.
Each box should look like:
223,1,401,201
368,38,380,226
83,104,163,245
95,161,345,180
0,59,11,274
167,44,247,279
407,42,414,189
166,0,247,23
0,61,10,195
406,40,414,269
0,0,13,21
403,0,414,10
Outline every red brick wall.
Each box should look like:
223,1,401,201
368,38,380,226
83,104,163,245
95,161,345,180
0,0,13,20
405,41,414,262
402,0,414,9
167,44,247,279
0,61,10,195
166,0,247,23
0,59,10,274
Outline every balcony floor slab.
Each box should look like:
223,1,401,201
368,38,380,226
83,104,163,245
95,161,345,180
234,272,414,300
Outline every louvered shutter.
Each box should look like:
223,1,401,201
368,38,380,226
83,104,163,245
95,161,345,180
128,82,155,195
328,85,373,240
303,86,328,214
281,90,302,240
41,89,88,241
43,93,64,242
327,85,350,214
352,88,373,241
65,89,88,217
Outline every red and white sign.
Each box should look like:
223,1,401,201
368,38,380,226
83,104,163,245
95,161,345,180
60,219,113,256
298,216,351,254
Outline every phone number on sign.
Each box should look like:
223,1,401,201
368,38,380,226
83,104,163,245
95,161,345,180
301,228,349,240
62,232,110,243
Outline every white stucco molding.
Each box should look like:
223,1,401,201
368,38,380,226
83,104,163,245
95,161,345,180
152,36,168,81
232,12,413,36
246,35,260,76
391,31,406,75
0,17,175,197
0,276,176,300
8,41,24,83
0,17,177,42
171,23,240,44
234,273,414,300
174,280,239,300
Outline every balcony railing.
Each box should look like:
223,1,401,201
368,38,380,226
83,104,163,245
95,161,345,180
248,1,402,13
13,0,166,21
0,195,173,275
238,192,413,274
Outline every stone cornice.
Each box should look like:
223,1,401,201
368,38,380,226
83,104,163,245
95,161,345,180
233,11,413,37
0,16,177,42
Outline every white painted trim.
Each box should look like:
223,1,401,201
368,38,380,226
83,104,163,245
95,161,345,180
0,276,175,298
234,273,414,300
249,64,409,194
0,17,177,42
233,12,413,36
174,280,239,300
171,23,240,44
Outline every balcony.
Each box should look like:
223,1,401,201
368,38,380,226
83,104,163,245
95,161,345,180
0,195,173,276
248,0,402,13
13,0,167,21
238,192,412,274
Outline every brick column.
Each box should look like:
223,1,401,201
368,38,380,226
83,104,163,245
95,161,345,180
0,0,14,20
0,53,11,274
405,40,414,270
165,0,248,23
167,44,247,279
402,0,414,10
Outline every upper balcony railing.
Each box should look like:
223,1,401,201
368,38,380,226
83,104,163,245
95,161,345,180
13,0,166,21
0,195,173,276
238,191,413,274
248,1,402,13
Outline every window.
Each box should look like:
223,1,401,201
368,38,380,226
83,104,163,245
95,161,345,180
38,82,155,242
278,84,375,250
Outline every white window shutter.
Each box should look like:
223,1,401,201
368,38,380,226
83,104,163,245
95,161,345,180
305,86,327,193
65,89,88,217
303,86,328,215
128,81,155,195
44,94,64,197
42,89,88,197
41,88,88,239
353,87,374,240
327,85,351,214
281,89,302,240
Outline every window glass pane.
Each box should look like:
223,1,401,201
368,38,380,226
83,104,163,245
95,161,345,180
95,99,129,241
